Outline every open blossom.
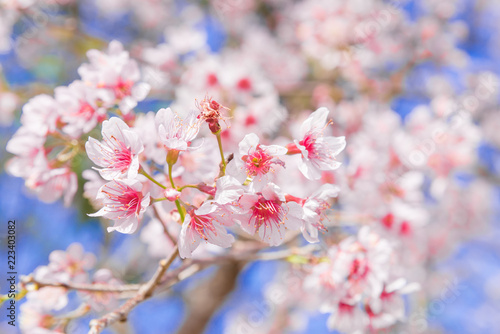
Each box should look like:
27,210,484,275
20,288,68,333
179,201,235,259
33,243,96,284
227,133,287,190
20,94,62,135
89,179,150,234
155,107,201,152
25,155,78,207
78,40,150,114
300,184,340,243
365,278,420,330
237,183,303,246
55,80,110,137
86,117,144,180
82,268,122,312
290,107,346,180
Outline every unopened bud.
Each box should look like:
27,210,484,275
164,188,181,201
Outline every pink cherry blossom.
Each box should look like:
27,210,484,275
24,155,78,207
179,201,235,259
291,107,346,180
20,94,62,136
55,80,110,138
78,40,150,114
82,268,122,312
237,183,303,246
89,179,150,234
301,184,340,243
85,117,144,180
34,243,96,284
155,107,201,152
227,133,287,190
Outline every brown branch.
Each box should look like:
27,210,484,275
21,276,140,293
88,245,179,334
85,244,317,334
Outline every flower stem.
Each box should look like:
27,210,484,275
151,197,167,203
177,184,199,191
168,162,186,222
139,167,166,189
215,131,226,175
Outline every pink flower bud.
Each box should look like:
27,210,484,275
164,188,181,201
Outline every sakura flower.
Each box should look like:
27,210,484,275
85,117,144,180
155,107,201,153
78,40,150,114
20,288,68,334
24,156,78,206
365,278,420,330
227,133,287,190
179,201,235,259
55,80,110,138
20,94,62,135
5,126,46,178
327,300,368,333
290,107,346,180
301,184,340,243
89,179,150,234
213,176,245,205
81,269,122,312
237,183,303,246
34,243,96,284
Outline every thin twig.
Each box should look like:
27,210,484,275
21,276,140,293
88,245,179,334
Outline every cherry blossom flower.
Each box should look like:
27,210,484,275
301,184,340,243
236,183,303,246
227,133,287,190
55,80,110,138
25,157,78,207
33,243,96,284
290,107,346,180
179,201,235,259
78,40,150,114
82,269,122,312
89,179,151,234
155,107,201,152
20,94,62,135
86,117,144,180
365,278,420,330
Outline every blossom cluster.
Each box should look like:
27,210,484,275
2,0,499,333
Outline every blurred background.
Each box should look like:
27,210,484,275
1,0,500,333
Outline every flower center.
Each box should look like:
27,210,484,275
348,257,369,281
251,198,284,231
102,182,142,218
190,214,216,240
102,135,133,173
113,78,133,99
242,147,284,178
78,102,95,119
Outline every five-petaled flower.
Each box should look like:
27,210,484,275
236,183,303,246
86,117,144,180
289,107,346,180
89,179,150,234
